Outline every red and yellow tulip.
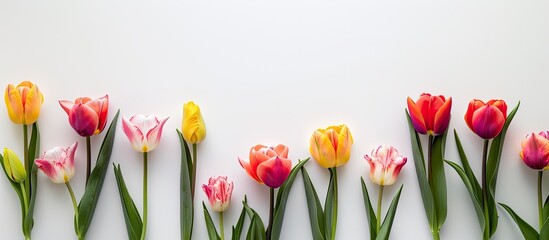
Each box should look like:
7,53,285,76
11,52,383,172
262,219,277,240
464,99,507,139
407,93,452,136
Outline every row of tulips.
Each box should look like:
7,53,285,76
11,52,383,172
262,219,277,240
2,81,548,240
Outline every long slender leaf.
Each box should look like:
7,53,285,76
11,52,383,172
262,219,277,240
23,164,38,236
445,160,485,231
540,215,549,240
77,111,119,237
361,178,377,240
178,130,194,240
543,195,549,223
243,202,266,240
376,185,404,240
498,203,538,240
301,167,326,240
232,196,248,240
454,130,482,203
203,202,221,240
406,111,436,229
113,164,142,240
431,133,448,230
271,158,309,240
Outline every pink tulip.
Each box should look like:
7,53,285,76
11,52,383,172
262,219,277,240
122,115,169,153
364,145,407,186
202,176,234,212
35,142,78,183
464,99,507,139
239,144,292,188
520,131,549,170
59,95,109,137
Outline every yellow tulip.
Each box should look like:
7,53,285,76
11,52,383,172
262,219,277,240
3,148,27,183
5,81,44,125
309,124,353,168
182,101,206,144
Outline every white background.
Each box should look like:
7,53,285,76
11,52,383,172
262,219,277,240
1,0,549,239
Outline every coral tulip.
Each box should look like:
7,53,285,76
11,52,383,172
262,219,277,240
182,101,206,144
364,145,407,186
520,131,549,170
35,142,78,184
59,95,109,137
2,148,27,183
407,93,452,135
122,115,169,153
310,124,353,168
464,99,507,139
4,81,44,125
202,176,234,212
239,144,292,188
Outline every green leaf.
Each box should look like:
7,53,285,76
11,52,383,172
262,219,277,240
23,164,38,237
203,202,221,240
376,185,404,240
232,196,248,240
543,195,549,223
406,111,436,229
271,158,309,240
361,177,377,240
301,166,326,240
540,215,549,240
113,164,142,240
178,130,194,240
454,130,482,204
77,111,119,237
498,203,538,240
431,133,448,230
486,102,520,236
243,202,266,240
445,160,485,231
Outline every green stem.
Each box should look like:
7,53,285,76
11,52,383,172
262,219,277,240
19,182,29,214
191,144,197,199
538,171,544,231
432,231,440,240
86,136,91,185
23,125,30,199
376,185,384,232
141,152,148,240
481,140,490,240
266,187,274,240
65,182,81,239
428,134,434,187
219,211,225,240
331,167,339,240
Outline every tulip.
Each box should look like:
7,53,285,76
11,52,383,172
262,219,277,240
122,115,169,153
3,148,27,183
59,95,109,137
5,81,44,125
182,101,206,144
239,144,292,188
407,93,452,135
35,142,78,184
202,176,234,212
464,99,507,139
520,132,549,170
364,145,407,186
310,124,353,168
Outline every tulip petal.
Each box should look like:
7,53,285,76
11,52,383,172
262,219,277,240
59,100,75,114
84,95,109,134
273,144,289,158
239,157,262,183
433,97,452,135
472,105,505,139
5,84,24,124
69,104,99,137
335,125,353,167
145,116,169,152
464,99,485,132
257,157,292,188
23,84,43,124
122,116,146,152
310,130,336,168
407,97,427,134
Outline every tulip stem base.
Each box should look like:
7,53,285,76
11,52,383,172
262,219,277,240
481,140,490,240
23,124,30,198
19,182,29,214
331,167,339,240
538,171,544,231
141,152,148,240
432,231,440,240
85,136,91,185
191,144,197,199
66,182,81,239
376,185,384,232
266,187,274,240
219,211,225,240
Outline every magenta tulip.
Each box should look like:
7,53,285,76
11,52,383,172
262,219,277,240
464,99,507,139
520,131,549,170
59,95,109,137
239,144,292,188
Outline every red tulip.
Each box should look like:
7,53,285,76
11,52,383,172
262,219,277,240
239,144,292,188
407,93,452,135
59,95,109,137
520,131,549,170
464,99,507,139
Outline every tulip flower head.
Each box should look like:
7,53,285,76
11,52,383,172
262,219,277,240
122,115,169,153
202,176,234,212
182,101,206,144
407,93,452,135
2,148,27,183
35,142,78,184
4,81,44,125
310,124,353,168
59,95,109,137
239,144,292,188
464,99,507,139
364,145,407,186
520,131,549,170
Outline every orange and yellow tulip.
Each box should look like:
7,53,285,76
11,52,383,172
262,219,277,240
4,81,44,125
310,124,353,168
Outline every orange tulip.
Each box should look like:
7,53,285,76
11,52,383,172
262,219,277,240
407,93,452,135
4,81,44,125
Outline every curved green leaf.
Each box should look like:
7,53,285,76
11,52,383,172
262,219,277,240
178,130,194,240
113,164,142,240
432,133,448,230
498,203,538,240
454,130,482,203
540,214,549,240
231,196,248,240
243,202,266,240
361,178,377,240
377,185,404,240
271,158,309,240
77,111,119,237
301,167,326,240
203,202,221,240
